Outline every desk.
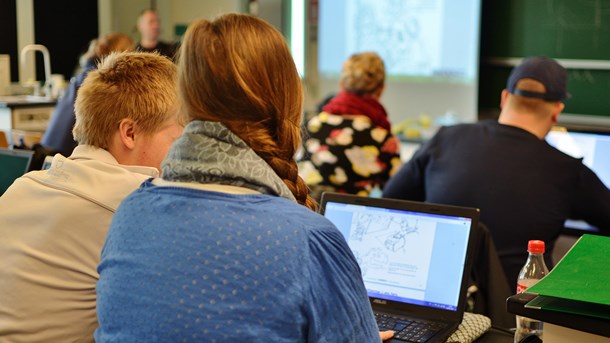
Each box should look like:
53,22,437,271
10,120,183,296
0,96,56,145
545,323,610,343
507,292,610,342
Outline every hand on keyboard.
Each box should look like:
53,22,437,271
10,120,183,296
380,330,395,341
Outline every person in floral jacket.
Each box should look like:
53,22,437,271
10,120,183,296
299,52,401,200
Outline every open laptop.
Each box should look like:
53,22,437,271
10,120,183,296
546,127,610,233
0,148,34,195
319,193,479,343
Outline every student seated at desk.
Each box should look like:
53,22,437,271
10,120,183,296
298,51,402,200
94,14,393,343
0,52,183,343
383,56,610,290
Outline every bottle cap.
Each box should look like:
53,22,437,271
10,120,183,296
528,240,545,254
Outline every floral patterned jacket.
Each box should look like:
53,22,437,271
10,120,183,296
299,112,402,199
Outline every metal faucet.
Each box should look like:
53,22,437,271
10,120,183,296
20,44,52,97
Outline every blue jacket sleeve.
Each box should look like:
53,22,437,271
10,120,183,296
304,225,381,343
41,64,94,156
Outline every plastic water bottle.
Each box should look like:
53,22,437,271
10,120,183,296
514,240,549,343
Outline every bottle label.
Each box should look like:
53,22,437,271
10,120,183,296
516,279,539,294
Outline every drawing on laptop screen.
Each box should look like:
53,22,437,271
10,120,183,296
348,211,436,297
324,202,471,311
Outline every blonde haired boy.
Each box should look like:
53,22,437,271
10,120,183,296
0,51,183,342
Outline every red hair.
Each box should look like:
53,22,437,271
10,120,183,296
177,14,316,210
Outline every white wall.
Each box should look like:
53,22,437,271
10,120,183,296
98,0,242,44
255,0,283,33
109,0,170,43
317,77,478,125
171,0,241,26
98,1,112,37
16,0,35,83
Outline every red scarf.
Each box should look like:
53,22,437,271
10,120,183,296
322,91,391,131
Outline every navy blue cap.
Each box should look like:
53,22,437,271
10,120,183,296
506,56,570,101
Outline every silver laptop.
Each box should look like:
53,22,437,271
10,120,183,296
319,193,479,343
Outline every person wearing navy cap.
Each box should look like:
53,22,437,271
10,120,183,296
383,56,610,289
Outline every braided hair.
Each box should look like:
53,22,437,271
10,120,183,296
177,13,316,210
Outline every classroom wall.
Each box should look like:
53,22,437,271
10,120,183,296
14,0,610,128
9,0,247,84
98,0,242,43
170,0,242,26
7,0,477,121
16,0,35,83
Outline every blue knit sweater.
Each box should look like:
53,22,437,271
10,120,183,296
95,181,380,342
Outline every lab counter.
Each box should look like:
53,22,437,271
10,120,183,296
0,95,56,145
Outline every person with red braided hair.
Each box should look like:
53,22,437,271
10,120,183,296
95,13,393,343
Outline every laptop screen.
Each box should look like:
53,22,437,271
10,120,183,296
322,198,473,312
546,129,610,188
0,148,33,195
546,129,610,232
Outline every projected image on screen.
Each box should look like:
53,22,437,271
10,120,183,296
320,0,477,81
346,2,441,78
318,0,482,123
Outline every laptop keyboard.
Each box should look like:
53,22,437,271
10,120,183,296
375,313,446,342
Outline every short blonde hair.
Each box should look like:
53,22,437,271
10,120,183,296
73,51,177,149
178,13,316,210
340,51,385,95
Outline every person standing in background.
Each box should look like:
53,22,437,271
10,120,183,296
135,9,178,60
299,51,402,200
0,52,183,343
41,32,133,157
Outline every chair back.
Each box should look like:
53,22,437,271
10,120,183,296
470,222,515,329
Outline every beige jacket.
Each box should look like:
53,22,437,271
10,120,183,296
0,145,158,343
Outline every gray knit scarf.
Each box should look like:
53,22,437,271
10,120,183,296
161,120,296,201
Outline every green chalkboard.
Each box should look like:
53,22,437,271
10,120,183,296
486,0,610,60
566,69,610,116
479,0,610,118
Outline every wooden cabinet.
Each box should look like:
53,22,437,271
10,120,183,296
0,97,56,146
